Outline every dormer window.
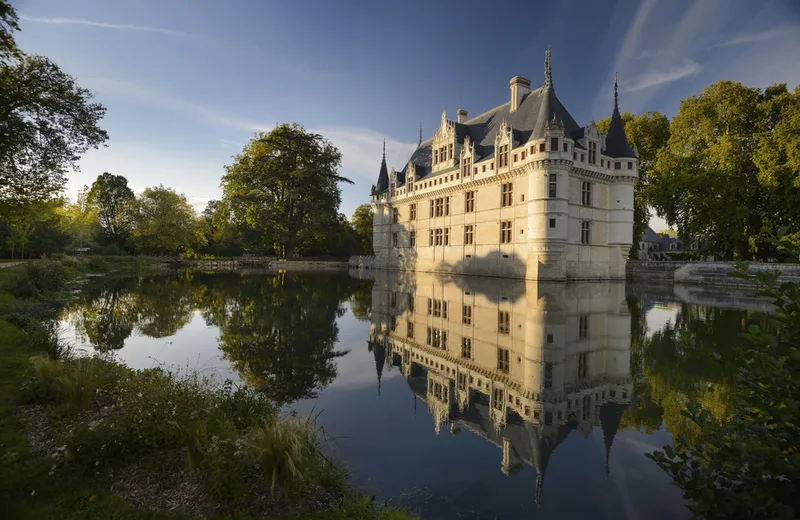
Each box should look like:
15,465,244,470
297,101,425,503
628,162,633,170
434,149,439,164
550,138,558,151
498,144,509,167
588,142,597,165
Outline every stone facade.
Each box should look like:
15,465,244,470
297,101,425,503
370,48,638,281
366,271,632,501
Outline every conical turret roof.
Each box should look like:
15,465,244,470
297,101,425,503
605,75,637,158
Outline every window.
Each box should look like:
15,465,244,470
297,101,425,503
491,162,494,170
462,156,472,177
539,142,546,152
427,298,432,315
429,199,434,218
549,218,556,229
588,141,597,164
614,161,621,170
581,181,592,206
433,149,438,164
521,151,526,160
410,230,416,247
628,162,633,170
544,362,553,390
493,388,504,409
513,153,518,163
458,373,467,390
449,143,453,160
482,164,486,172
497,348,510,372
573,152,577,160
498,144,509,168
390,316,397,331
391,292,397,308
463,305,472,324
579,315,589,339
601,159,605,167
530,145,535,154
392,232,398,248
581,153,585,162
428,229,434,246
498,311,510,334
407,322,414,339
464,224,474,245
546,333,554,343
550,137,559,151
408,293,415,312
434,228,443,246
501,183,513,207
500,221,513,243
464,191,475,212
444,228,449,246
548,174,557,198
461,338,472,359
392,208,399,224
410,203,416,220
581,221,591,245
563,142,568,152
578,352,588,379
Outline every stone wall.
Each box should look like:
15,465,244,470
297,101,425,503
173,259,349,272
627,260,800,286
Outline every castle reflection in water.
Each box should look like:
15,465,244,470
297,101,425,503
363,270,632,505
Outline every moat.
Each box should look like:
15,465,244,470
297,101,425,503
58,270,770,520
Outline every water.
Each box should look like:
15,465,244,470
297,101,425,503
59,270,771,519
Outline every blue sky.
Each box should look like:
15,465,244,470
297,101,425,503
13,0,800,230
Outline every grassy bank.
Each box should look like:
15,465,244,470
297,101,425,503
0,259,414,519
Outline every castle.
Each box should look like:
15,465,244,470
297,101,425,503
370,47,638,281
365,270,632,505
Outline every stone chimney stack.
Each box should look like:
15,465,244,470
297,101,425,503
510,76,531,112
457,109,468,123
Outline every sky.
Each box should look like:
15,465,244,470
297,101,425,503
12,0,800,231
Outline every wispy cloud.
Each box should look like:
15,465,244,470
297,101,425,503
219,139,243,151
622,60,701,92
18,14,209,40
710,25,800,48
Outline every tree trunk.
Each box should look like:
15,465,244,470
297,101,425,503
283,240,295,259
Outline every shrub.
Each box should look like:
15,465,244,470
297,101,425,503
82,255,108,272
30,355,64,382
56,357,99,413
25,259,69,294
4,273,39,299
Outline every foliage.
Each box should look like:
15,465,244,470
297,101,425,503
131,185,206,255
647,244,800,519
87,172,135,248
597,110,671,251
351,203,374,255
0,54,108,203
221,124,351,258
0,0,19,63
649,81,800,260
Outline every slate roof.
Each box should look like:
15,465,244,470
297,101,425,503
373,52,635,193
642,226,661,242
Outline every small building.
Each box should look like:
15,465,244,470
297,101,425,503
369,47,639,281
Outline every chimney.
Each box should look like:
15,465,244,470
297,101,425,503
510,76,531,112
457,109,468,123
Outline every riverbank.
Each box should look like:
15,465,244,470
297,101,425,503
0,259,414,519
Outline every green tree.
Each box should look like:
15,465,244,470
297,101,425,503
220,124,351,258
350,203,374,255
0,55,108,203
131,185,206,255
64,186,101,251
87,172,135,248
0,0,19,63
597,111,670,251
648,252,800,519
648,81,770,259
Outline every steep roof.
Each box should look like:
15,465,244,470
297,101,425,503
373,140,389,194
604,77,637,159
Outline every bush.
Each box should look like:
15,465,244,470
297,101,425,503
25,260,68,294
57,357,99,413
82,255,108,272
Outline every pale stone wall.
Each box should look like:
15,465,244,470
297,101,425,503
372,129,637,281
627,260,800,286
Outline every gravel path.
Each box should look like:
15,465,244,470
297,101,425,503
0,261,23,269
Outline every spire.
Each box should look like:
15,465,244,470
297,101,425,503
604,74,637,158
374,140,390,193
373,341,385,397
535,472,545,510
544,45,553,90
419,122,422,145
599,402,627,480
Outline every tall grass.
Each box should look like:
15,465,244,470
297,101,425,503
56,358,98,413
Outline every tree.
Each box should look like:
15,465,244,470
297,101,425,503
0,54,108,203
648,81,768,259
597,111,670,251
648,252,800,519
220,124,351,258
131,185,205,255
0,0,19,63
350,203,374,255
87,172,135,248
64,186,101,251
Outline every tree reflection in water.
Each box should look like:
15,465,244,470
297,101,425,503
62,272,371,405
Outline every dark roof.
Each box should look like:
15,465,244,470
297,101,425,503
374,152,389,194
604,80,637,158
643,226,660,242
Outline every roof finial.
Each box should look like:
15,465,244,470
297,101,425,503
614,72,619,112
419,122,422,145
544,45,552,89
382,138,386,159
